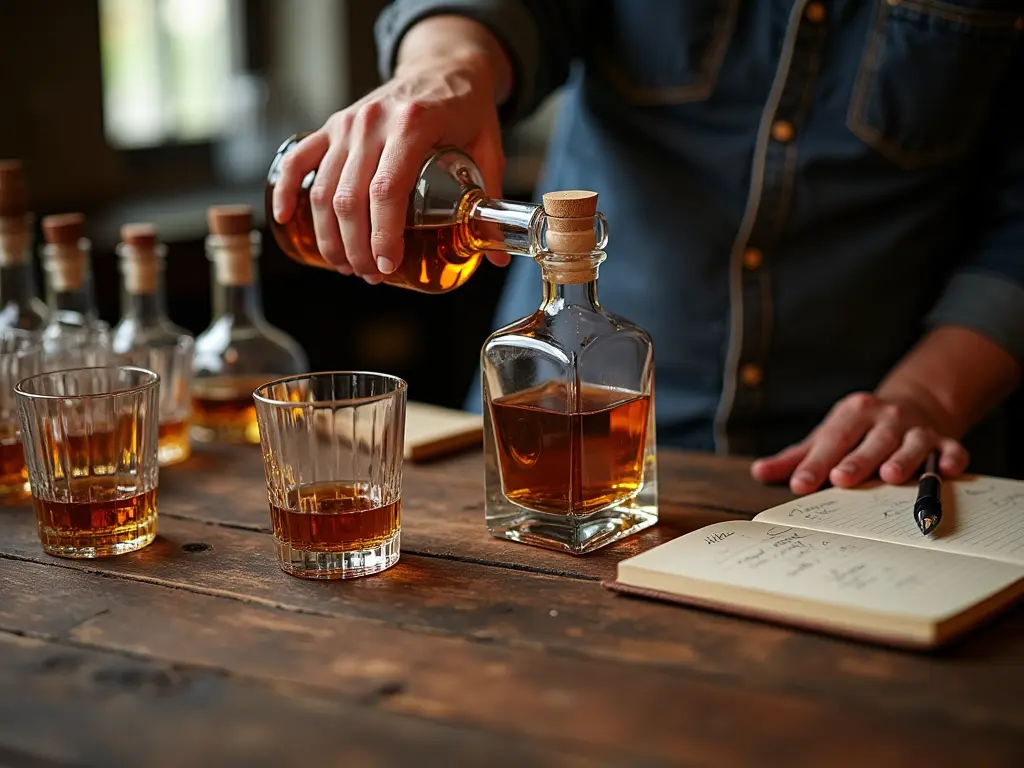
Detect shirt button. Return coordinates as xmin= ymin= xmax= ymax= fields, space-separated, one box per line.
xmin=771 ymin=120 xmax=795 ymax=143
xmin=805 ymin=2 xmax=826 ymax=23
xmin=740 ymin=364 xmax=763 ymax=388
xmin=743 ymin=248 xmax=763 ymax=270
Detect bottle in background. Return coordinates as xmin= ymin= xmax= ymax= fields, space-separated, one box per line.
xmin=192 ymin=204 xmax=308 ymax=444
xmin=0 ymin=160 xmax=48 ymax=332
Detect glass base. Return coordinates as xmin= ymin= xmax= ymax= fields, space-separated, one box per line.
xmin=274 ymin=530 xmax=401 ymax=580
xmin=37 ymin=512 xmax=158 ymax=559
xmin=486 ymin=484 xmax=658 ymax=555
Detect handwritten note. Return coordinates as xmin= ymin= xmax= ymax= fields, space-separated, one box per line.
xmin=619 ymin=520 xmax=1024 ymax=621
xmin=754 ymin=475 xmax=1024 ymax=565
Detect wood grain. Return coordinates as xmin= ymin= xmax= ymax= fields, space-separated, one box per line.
xmin=0 ymin=632 xmax=593 ymax=768
xmin=2 ymin=560 xmax=1022 ymax=765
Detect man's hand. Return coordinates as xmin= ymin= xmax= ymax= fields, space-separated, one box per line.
xmin=751 ymin=326 xmax=1020 ymax=494
xmin=750 ymin=392 xmax=969 ymax=494
xmin=270 ymin=15 xmax=512 ymax=282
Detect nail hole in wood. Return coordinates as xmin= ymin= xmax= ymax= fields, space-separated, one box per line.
xmin=182 ymin=542 xmax=213 ymax=553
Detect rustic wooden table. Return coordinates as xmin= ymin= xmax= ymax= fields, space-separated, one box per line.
xmin=1 ymin=444 xmax=1022 ymax=767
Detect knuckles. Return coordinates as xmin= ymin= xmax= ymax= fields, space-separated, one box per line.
xmin=369 ymin=173 xmax=401 ymax=204
xmin=332 ymin=189 xmax=360 ymax=218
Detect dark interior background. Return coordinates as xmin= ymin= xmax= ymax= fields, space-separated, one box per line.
xmin=0 ymin=0 xmax=557 ymax=410
xmin=2 ymin=1 xmax=1020 ymax=474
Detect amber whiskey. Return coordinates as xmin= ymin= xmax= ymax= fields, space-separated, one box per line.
xmin=266 ymin=136 xmax=545 ymax=294
xmin=190 ymin=376 xmax=267 ymax=444
xmin=0 ymin=430 xmax=28 ymax=496
xmin=157 ymin=419 xmax=191 ymax=465
xmin=32 ymin=476 xmax=157 ymax=557
xmin=491 ymin=382 xmax=651 ymax=516
xmin=269 ymin=481 xmax=401 ymax=579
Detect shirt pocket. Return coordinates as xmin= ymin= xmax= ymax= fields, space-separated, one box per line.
xmin=847 ymin=0 xmax=1024 ymax=171
xmin=594 ymin=0 xmax=739 ymax=105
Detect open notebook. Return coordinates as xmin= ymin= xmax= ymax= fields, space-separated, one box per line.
xmin=605 ymin=474 xmax=1024 ymax=649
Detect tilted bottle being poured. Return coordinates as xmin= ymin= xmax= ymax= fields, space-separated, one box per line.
xmin=265 ymin=134 xmax=558 ymax=294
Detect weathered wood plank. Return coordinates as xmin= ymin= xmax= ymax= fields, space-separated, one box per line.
xmin=0 ymin=632 xmax=597 ymax=768
xmin=153 ymin=444 xmax=755 ymax=580
xmin=2 ymin=515 xmax=1023 ymax=738
xmin=3 ymin=560 xmax=1023 ymax=765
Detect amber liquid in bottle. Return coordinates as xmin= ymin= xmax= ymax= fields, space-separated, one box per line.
xmin=156 ymin=420 xmax=190 ymax=466
xmin=32 ymin=476 xmax=157 ymax=556
xmin=190 ymin=376 xmax=272 ymax=445
xmin=269 ymin=481 xmax=401 ymax=552
xmin=0 ymin=428 xmax=28 ymax=496
xmin=490 ymin=381 xmax=651 ymax=516
xmin=265 ymin=182 xmax=483 ymax=294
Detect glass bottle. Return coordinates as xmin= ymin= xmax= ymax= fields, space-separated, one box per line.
xmin=39 ymin=213 xmax=111 ymax=367
xmin=481 ymin=191 xmax=658 ymax=555
xmin=266 ymin=133 xmax=542 ymax=293
xmin=0 ymin=160 xmax=47 ymax=331
xmin=192 ymin=204 xmax=308 ymax=445
xmin=111 ymin=223 xmax=195 ymax=466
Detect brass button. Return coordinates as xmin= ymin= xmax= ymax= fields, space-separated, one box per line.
xmin=743 ymin=248 xmax=763 ymax=270
xmin=886 ymin=0 xmax=899 ymax=5
xmin=806 ymin=2 xmax=826 ymax=23
xmin=740 ymin=364 xmax=763 ymax=388
xmin=771 ymin=120 xmax=795 ymax=143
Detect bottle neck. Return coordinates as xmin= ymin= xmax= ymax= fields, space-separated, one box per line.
xmin=207 ymin=234 xmax=264 ymax=326
xmin=42 ymin=243 xmax=100 ymax=324
xmin=0 ymin=215 xmax=37 ymax=309
xmin=118 ymin=244 xmax=170 ymax=326
xmin=464 ymin=194 xmax=543 ymax=256
xmin=538 ymin=253 xmax=604 ymax=313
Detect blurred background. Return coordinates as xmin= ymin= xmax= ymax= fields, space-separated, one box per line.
xmin=0 ymin=0 xmax=562 ymax=409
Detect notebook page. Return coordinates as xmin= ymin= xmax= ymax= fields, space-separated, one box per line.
xmin=617 ymin=520 xmax=1024 ymax=621
xmin=753 ymin=475 xmax=1024 ymax=565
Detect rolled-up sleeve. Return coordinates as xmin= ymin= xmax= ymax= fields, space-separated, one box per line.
xmin=925 ymin=63 xmax=1024 ymax=365
xmin=374 ymin=1 xmax=578 ymax=124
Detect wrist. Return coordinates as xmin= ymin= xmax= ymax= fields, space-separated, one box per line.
xmin=874 ymin=378 xmax=961 ymax=438
xmin=396 ymin=15 xmax=512 ymax=104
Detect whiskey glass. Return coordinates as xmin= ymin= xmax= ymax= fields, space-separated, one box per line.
xmin=116 ymin=336 xmax=194 ymax=466
xmin=0 ymin=329 xmax=42 ymax=497
xmin=15 ymin=366 xmax=160 ymax=558
xmin=254 ymin=372 xmax=406 ymax=580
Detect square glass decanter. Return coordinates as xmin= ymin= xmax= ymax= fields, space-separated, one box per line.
xmin=481 ymin=190 xmax=658 ymax=555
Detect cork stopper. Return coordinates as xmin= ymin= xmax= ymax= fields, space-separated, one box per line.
xmin=119 ymin=222 xmax=161 ymax=295
xmin=542 ymin=190 xmax=599 ymax=259
xmin=42 ymin=213 xmax=86 ymax=246
xmin=0 ymin=160 xmax=29 ymax=218
xmin=41 ymin=213 xmax=88 ymax=292
xmin=207 ymin=205 xmax=253 ymax=237
xmin=121 ymin=222 xmax=158 ymax=250
xmin=207 ymin=204 xmax=255 ymax=286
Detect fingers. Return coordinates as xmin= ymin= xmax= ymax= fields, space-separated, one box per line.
xmin=272 ymin=132 xmax=329 ymax=224
xmin=939 ymin=438 xmax=969 ymax=477
xmin=879 ymin=427 xmax=936 ymax=485
xmin=309 ymin=141 xmax=349 ymax=272
xmin=790 ymin=400 xmax=872 ymax=494
xmin=337 ymin=104 xmax=387 ymax=283
xmin=750 ymin=441 xmax=811 ymax=485
xmin=370 ymin=108 xmax=435 ymax=275
xmin=829 ymin=421 xmax=903 ymax=488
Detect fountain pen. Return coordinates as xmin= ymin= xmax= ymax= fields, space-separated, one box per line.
xmin=913 ymin=451 xmax=942 ymax=535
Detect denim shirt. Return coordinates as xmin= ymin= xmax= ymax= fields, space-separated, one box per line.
xmin=376 ymin=1 xmax=1024 ymax=473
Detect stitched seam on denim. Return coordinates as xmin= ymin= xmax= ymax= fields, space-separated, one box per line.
xmin=595 ymin=0 xmax=740 ymax=105
xmin=847 ymin=0 xmax=1021 ymax=170
xmin=712 ymin=0 xmax=812 ymax=455
xmin=896 ymin=0 xmax=1023 ymax=27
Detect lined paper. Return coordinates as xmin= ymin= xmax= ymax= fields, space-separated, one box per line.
xmin=619 ymin=520 xmax=1024 ymax=620
xmin=754 ymin=475 xmax=1024 ymax=565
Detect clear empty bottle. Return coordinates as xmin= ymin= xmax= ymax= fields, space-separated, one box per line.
xmin=266 ymin=134 xmax=544 ymax=293
xmin=192 ymin=205 xmax=308 ymax=444
xmin=481 ymin=191 xmax=658 ymax=555
xmin=0 ymin=160 xmax=47 ymax=332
